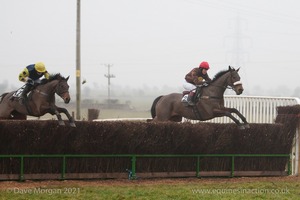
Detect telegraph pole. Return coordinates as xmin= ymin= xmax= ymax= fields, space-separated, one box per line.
xmin=76 ymin=0 xmax=81 ymax=120
xmin=104 ymin=64 xmax=115 ymax=106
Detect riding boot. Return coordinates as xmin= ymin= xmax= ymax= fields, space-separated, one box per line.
xmin=187 ymin=91 xmax=195 ymax=106
xmin=19 ymin=84 xmax=32 ymax=105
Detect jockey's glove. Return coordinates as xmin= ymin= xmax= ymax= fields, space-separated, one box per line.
xmin=202 ymin=82 xmax=209 ymax=87
xmin=25 ymin=77 xmax=34 ymax=85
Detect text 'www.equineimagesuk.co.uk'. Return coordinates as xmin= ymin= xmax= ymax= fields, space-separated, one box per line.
xmin=191 ymin=187 xmax=290 ymax=195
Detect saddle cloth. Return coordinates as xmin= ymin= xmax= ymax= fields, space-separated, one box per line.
xmin=12 ymin=85 xmax=26 ymax=98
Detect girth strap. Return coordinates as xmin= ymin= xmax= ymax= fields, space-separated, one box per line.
xmin=192 ymin=105 xmax=202 ymax=120
xmin=35 ymin=89 xmax=48 ymax=96
xmin=201 ymin=96 xmax=223 ymax=99
xmin=24 ymin=100 xmax=33 ymax=116
xmin=191 ymin=96 xmax=224 ymax=120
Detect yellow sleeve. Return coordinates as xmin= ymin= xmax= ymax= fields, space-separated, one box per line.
xmin=44 ymin=72 xmax=50 ymax=79
xmin=18 ymin=68 xmax=29 ymax=82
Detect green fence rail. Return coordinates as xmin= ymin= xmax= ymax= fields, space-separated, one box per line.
xmin=0 ymin=154 xmax=291 ymax=181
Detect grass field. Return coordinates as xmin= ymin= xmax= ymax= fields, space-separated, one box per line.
xmin=0 ymin=176 xmax=299 ymax=200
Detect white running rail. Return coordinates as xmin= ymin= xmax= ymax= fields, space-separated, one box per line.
xmin=185 ymin=95 xmax=300 ymax=124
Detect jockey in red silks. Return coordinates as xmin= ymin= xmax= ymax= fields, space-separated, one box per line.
xmin=182 ymin=61 xmax=212 ymax=106
xmin=18 ymin=62 xmax=50 ymax=104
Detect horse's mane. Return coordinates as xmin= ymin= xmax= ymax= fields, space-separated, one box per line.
xmin=40 ymin=73 xmax=66 ymax=85
xmin=210 ymin=68 xmax=231 ymax=83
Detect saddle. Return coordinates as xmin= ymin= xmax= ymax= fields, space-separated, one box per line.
xmin=182 ymin=82 xmax=209 ymax=97
xmin=181 ymin=84 xmax=209 ymax=106
xmin=11 ymin=85 xmax=34 ymax=101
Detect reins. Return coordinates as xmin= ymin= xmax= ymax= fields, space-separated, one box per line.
xmin=201 ymin=80 xmax=242 ymax=92
xmin=34 ymin=79 xmax=68 ymax=98
xmin=34 ymin=89 xmax=49 ymax=96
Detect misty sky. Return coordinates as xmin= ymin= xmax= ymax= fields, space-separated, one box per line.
xmin=1 ymin=0 xmax=300 ymax=97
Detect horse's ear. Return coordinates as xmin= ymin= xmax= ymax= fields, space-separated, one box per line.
xmin=66 ymin=76 xmax=69 ymax=81
xmin=228 ymin=65 xmax=232 ymax=70
xmin=236 ymin=67 xmax=240 ymax=72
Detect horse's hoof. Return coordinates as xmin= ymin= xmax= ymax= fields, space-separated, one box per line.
xmin=58 ymin=121 xmax=65 ymax=126
xmin=238 ymin=125 xmax=245 ymax=130
xmin=70 ymin=122 xmax=76 ymax=127
xmin=244 ymin=124 xmax=250 ymax=129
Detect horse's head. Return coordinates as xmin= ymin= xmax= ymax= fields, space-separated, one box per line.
xmin=55 ymin=75 xmax=71 ymax=104
xmin=227 ymin=66 xmax=244 ymax=95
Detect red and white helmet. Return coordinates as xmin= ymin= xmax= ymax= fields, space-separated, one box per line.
xmin=199 ymin=61 xmax=210 ymax=70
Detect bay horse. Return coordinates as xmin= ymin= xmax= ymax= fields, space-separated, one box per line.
xmin=0 ymin=74 xmax=76 ymax=127
xmin=150 ymin=66 xmax=250 ymax=129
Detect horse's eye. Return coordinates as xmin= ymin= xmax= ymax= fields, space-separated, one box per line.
xmin=233 ymin=76 xmax=239 ymax=80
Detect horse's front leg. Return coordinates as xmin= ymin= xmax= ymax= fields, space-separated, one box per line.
xmin=56 ymin=107 xmax=76 ymax=127
xmin=49 ymin=107 xmax=65 ymax=126
xmin=225 ymin=107 xmax=250 ymax=128
xmin=213 ymin=108 xmax=249 ymax=129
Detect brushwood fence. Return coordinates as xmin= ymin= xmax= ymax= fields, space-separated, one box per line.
xmin=0 ymin=106 xmax=299 ymax=180
xmin=184 ymin=96 xmax=300 ymax=176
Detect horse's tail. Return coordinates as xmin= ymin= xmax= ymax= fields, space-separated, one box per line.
xmin=151 ymin=95 xmax=163 ymax=119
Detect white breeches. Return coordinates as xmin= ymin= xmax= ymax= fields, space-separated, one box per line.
xmin=183 ymin=80 xmax=196 ymax=91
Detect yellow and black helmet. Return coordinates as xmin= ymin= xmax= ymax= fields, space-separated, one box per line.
xmin=34 ymin=62 xmax=46 ymax=73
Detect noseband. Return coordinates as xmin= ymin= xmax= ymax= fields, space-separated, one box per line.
xmin=228 ymin=80 xmax=243 ymax=89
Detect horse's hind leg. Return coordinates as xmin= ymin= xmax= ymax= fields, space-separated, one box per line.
xmin=11 ymin=111 xmax=27 ymax=120
xmin=0 ymin=106 xmax=15 ymax=119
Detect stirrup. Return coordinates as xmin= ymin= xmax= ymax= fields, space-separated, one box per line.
xmin=188 ymin=101 xmax=195 ymax=106
xmin=181 ymin=95 xmax=188 ymax=103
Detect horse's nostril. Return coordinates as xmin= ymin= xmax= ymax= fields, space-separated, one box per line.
xmin=65 ymin=98 xmax=70 ymax=103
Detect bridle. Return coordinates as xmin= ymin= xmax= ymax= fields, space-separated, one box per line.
xmin=203 ymin=71 xmax=243 ymax=91
xmin=226 ymin=80 xmax=243 ymax=90
xmin=34 ymin=79 xmax=69 ymax=98
xmin=55 ymin=81 xmax=70 ymax=98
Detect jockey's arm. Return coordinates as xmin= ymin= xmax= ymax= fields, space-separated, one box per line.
xmin=206 ymin=75 xmax=212 ymax=82
xmin=44 ymin=71 xmax=50 ymax=79
xmin=18 ymin=68 xmax=29 ymax=82
xmin=185 ymin=68 xmax=202 ymax=85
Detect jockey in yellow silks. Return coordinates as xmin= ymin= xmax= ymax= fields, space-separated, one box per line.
xmin=18 ymin=62 xmax=50 ymax=104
